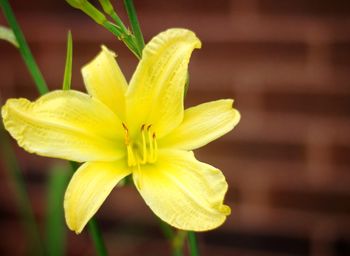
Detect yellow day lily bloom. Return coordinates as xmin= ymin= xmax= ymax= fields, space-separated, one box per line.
xmin=1 ymin=29 xmax=240 ymax=233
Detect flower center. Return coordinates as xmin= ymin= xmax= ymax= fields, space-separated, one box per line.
xmin=122 ymin=123 xmax=158 ymax=167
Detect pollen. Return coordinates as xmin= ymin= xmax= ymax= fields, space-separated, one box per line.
xmin=122 ymin=123 xmax=158 ymax=167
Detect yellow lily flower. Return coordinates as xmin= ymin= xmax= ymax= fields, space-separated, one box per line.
xmin=1 ymin=29 xmax=240 ymax=234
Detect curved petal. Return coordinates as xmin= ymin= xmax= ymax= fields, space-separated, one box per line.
xmin=82 ymin=46 xmax=128 ymax=120
xmin=1 ymin=90 xmax=125 ymax=162
xmin=126 ymin=29 xmax=201 ymax=138
xmin=159 ymin=99 xmax=240 ymax=150
xmin=133 ymin=150 xmax=230 ymax=231
xmin=64 ymin=160 xmax=130 ymax=233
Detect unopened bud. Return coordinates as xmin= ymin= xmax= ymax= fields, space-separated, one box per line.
xmin=98 ymin=0 xmax=115 ymax=15
xmin=66 ymin=0 xmax=87 ymax=9
xmin=66 ymin=0 xmax=107 ymax=25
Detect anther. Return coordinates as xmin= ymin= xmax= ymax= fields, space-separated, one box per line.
xmin=122 ymin=122 xmax=130 ymax=145
xmin=122 ymin=122 xmax=128 ymax=131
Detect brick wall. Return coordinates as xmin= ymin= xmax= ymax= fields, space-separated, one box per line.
xmin=1 ymin=0 xmax=350 ymax=255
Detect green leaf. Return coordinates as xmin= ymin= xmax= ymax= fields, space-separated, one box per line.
xmin=88 ymin=219 xmax=108 ymax=256
xmin=45 ymin=165 xmax=71 ymax=256
xmin=0 ymin=25 xmax=19 ymax=47
xmin=62 ymin=31 xmax=73 ymax=91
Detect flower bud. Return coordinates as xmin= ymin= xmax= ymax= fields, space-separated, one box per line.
xmin=66 ymin=0 xmax=87 ymax=9
xmin=66 ymin=0 xmax=106 ymax=24
xmin=98 ymin=0 xmax=115 ymax=15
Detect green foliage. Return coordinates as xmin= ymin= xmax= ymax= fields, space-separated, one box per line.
xmin=45 ymin=166 xmax=71 ymax=256
xmin=62 ymin=31 xmax=73 ymax=91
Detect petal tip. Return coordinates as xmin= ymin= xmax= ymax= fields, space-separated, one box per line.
xmin=82 ymin=45 xmax=117 ymax=76
xmin=227 ymin=99 xmax=241 ymax=128
xmin=220 ymin=204 xmax=231 ymax=216
xmin=64 ymin=201 xmax=85 ymax=235
xmin=101 ymin=44 xmax=117 ymax=58
xmin=232 ymin=109 xmax=241 ymax=126
xmin=1 ymin=102 xmax=8 ymax=120
xmin=74 ymin=226 xmax=83 ymax=235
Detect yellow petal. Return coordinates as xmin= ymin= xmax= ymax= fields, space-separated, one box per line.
xmin=126 ymin=29 xmax=201 ymax=138
xmin=159 ymin=99 xmax=240 ymax=150
xmin=64 ymin=160 xmax=130 ymax=233
xmin=133 ymin=150 xmax=230 ymax=231
xmin=82 ymin=46 xmax=128 ymax=120
xmin=1 ymin=90 xmax=125 ymax=162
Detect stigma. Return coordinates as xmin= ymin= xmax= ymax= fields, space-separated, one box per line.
xmin=122 ymin=123 xmax=158 ymax=167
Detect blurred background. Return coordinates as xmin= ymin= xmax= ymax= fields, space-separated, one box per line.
xmin=1 ymin=0 xmax=350 ymax=255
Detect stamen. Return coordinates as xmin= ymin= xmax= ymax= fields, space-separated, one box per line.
xmin=122 ymin=122 xmax=128 ymax=131
xmin=148 ymin=127 xmax=153 ymax=163
xmin=152 ymin=133 xmax=158 ymax=162
xmin=122 ymin=122 xmax=130 ymax=145
xmin=127 ymin=144 xmax=136 ymax=166
xmin=140 ymin=124 xmax=147 ymax=164
xmin=123 ymin=122 xmax=158 ymax=166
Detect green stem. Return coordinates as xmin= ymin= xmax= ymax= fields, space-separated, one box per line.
xmin=123 ymin=0 xmax=144 ymax=53
xmin=88 ymin=218 xmax=108 ymax=256
xmin=103 ymin=21 xmax=140 ymax=58
xmin=172 ymin=230 xmax=186 ymax=256
xmin=158 ymin=218 xmax=175 ymax=240
xmin=109 ymin=11 xmax=141 ymax=58
xmin=109 ymin=12 xmax=129 ymax=35
xmin=157 ymin=218 xmax=187 ymax=256
xmin=0 ymin=0 xmax=48 ymax=94
xmin=187 ymin=231 xmax=199 ymax=256
xmin=62 ymin=31 xmax=73 ymax=91
xmin=45 ymin=165 xmax=70 ymax=256
xmin=0 ymin=127 xmax=44 ymax=255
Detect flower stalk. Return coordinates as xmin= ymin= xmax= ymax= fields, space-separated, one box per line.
xmin=67 ymin=0 xmax=141 ymax=59
xmin=188 ymin=231 xmax=199 ymax=256
xmin=123 ymin=0 xmax=145 ymax=53
xmin=88 ymin=219 xmax=108 ymax=256
xmin=45 ymin=165 xmax=71 ymax=256
xmin=172 ymin=230 xmax=187 ymax=256
xmin=62 ymin=31 xmax=73 ymax=91
xmin=102 ymin=21 xmax=140 ymax=58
